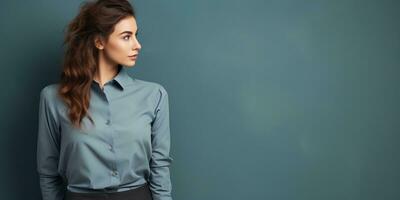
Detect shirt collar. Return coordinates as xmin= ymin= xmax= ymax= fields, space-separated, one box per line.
xmin=91 ymin=65 xmax=133 ymax=91
xmin=113 ymin=65 xmax=133 ymax=90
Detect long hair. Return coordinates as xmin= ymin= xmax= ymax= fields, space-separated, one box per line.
xmin=59 ymin=0 xmax=135 ymax=129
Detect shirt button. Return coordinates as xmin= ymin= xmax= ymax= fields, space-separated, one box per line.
xmin=108 ymin=144 xmax=113 ymax=151
xmin=111 ymin=170 xmax=118 ymax=176
xmin=105 ymin=119 xmax=111 ymax=125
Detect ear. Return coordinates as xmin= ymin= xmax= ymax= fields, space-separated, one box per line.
xmin=94 ymin=35 xmax=105 ymax=50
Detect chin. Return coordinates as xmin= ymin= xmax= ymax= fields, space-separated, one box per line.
xmin=124 ymin=61 xmax=136 ymax=67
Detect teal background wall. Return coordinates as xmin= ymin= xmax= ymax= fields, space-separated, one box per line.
xmin=0 ymin=0 xmax=399 ymax=199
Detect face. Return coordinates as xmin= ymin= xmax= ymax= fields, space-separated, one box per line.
xmin=95 ymin=16 xmax=141 ymax=67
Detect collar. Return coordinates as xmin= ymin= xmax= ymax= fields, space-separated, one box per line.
xmin=92 ymin=65 xmax=133 ymax=91
xmin=113 ymin=65 xmax=134 ymax=90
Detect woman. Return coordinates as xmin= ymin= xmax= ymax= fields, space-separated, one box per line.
xmin=36 ymin=0 xmax=174 ymax=200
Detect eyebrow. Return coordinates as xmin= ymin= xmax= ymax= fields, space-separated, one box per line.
xmin=119 ymin=29 xmax=139 ymax=35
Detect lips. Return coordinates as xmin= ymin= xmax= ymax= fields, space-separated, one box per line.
xmin=129 ymin=54 xmax=137 ymax=61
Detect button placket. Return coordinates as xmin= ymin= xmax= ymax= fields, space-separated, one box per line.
xmin=104 ymin=89 xmax=120 ymax=186
xmin=110 ymin=168 xmax=120 ymax=185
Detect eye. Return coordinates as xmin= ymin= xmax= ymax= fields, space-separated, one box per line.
xmin=123 ymin=35 xmax=130 ymax=40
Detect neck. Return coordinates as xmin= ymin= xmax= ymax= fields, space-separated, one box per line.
xmin=93 ymin=52 xmax=120 ymax=89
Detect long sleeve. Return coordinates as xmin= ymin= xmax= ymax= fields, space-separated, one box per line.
xmin=149 ymin=86 xmax=174 ymax=200
xmin=36 ymin=87 xmax=66 ymax=200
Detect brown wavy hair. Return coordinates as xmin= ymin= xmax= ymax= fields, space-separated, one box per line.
xmin=58 ymin=0 xmax=136 ymax=129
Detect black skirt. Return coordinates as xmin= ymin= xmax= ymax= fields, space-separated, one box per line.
xmin=64 ymin=183 xmax=153 ymax=200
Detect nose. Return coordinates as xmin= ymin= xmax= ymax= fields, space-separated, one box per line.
xmin=133 ymin=37 xmax=141 ymax=51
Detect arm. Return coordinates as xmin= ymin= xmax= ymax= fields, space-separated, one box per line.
xmin=149 ymin=85 xmax=174 ymax=200
xmin=36 ymin=87 xmax=66 ymax=200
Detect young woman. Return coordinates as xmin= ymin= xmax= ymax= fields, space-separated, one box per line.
xmin=36 ymin=0 xmax=174 ymax=200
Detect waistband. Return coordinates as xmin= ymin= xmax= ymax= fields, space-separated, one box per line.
xmin=65 ymin=183 xmax=151 ymax=199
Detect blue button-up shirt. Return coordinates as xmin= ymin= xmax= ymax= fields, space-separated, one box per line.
xmin=36 ymin=66 xmax=174 ymax=200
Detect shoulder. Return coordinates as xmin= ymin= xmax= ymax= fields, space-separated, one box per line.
xmin=38 ymin=83 xmax=63 ymax=123
xmin=132 ymin=79 xmax=169 ymax=109
xmin=132 ymin=78 xmax=168 ymax=95
xmin=39 ymin=83 xmax=62 ymax=107
xmin=40 ymin=83 xmax=59 ymax=98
